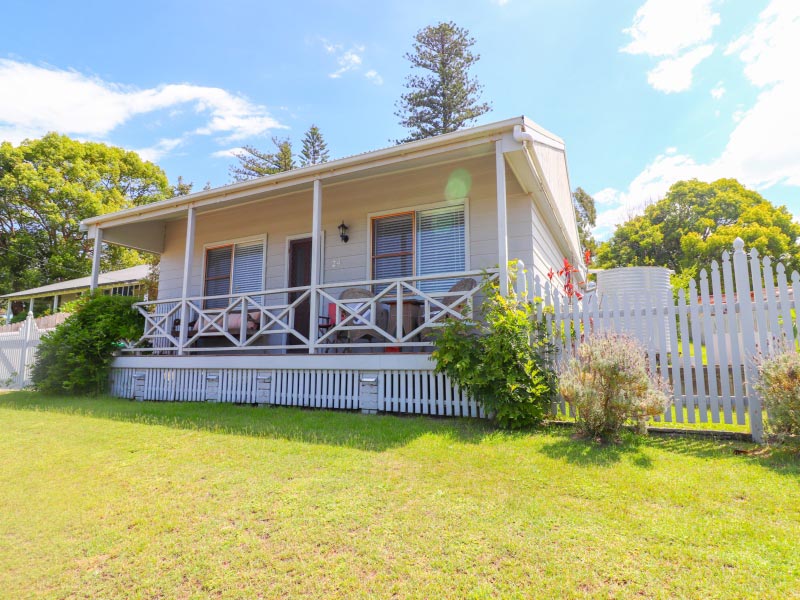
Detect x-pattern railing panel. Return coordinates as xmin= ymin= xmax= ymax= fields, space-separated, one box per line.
xmin=127 ymin=269 xmax=498 ymax=354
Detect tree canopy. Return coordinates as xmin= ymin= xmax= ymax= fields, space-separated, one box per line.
xmin=572 ymin=187 xmax=597 ymax=252
xmin=395 ymin=21 xmax=491 ymax=142
xmin=230 ymin=137 xmax=297 ymax=181
xmin=595 ymin=179 xmax=800 ymax=277
xmin=300 ymin=125 xmax=329 ymax=166
xmin=0 ymin=133 xmax=171 ymax=297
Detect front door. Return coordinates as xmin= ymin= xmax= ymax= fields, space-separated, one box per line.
xmin=288 ymin=238 xmax=312 ymax=349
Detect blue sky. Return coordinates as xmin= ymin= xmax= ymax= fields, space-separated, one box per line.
xmin=1 ymin=0 xmax=798 ymax=239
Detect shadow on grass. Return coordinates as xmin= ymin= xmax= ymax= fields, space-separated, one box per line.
xmin=645 ymin=434 xmax=800 ymax=475
xmin=0 ymin=391 xmax=496 ymax=452
xmin=538 ymin=430 xmax=654 ymax=468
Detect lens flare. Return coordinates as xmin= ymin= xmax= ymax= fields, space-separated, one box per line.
xmin=445 ymin=168 xmax=472 ymax=201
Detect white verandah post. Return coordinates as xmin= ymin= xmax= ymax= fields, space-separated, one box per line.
xmin=178 ymin=206 xmax=196 ymax=356
xmin=90 ymin=227 xmax=104 ymax=292
xmin=308 ymin=179 xmax=322 ymax=354
xmin=495 ymin=140 xmax=509 ymax=296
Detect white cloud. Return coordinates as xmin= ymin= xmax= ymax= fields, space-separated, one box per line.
xmin=211 ymin=147 xmax=244 ymax=159
xmin=0 ymin=59 xmax=285 ymax=150
xmin=365 ymin=69 xmax=383 ymax=85
xmin=491 ymin=0 xmax=510 ymax=5
xmin=725 ymin=0 xmax=800 ymax=87
xmin=597 ymin=0 xmax=800 ymax=238
xmin=647 ymin=45 xmax=715 ymax=93
xmin=622 ymin=0 xmax=720 ymax=57
xmin=135 ymin=137 xmax=184 ymax=162
xmin=329 ymin=45 xmax=364 ymax=79
xmin=711 ymin=82 xmax=726 ymax=99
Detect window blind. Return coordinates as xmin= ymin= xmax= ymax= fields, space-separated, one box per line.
xmin=373 ymin=213 xmax=413 ymax=280
xmin=417 ymin=205 xmax=465 ymax=292
xmin=232 ymin=241 xmax=265 ymax=294
xmin=205 ymin=246 xmax=233 ymax=308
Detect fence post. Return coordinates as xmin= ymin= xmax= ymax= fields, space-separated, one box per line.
xmin=16 ymin=312 xmax=34 ymax=388
xmin=732 ymin=238 xmax=764 ymax=443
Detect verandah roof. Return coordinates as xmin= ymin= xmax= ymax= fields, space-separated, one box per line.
xmin=0 ymin=265 xmax=149 ymax=300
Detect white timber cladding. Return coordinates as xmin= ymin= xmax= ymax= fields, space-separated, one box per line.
xmin=531 ymin=141 xmax=582 ymax=262
xmin=156 ymin=154 xmax=542 ymax=300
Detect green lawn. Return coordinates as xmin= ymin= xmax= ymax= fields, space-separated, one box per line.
xmin=1 ymin=392 xmax=799 ymax=599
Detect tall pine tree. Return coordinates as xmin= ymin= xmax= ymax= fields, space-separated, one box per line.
xmin=229 ymin=137 xmax=296 ymax=182
xmin=395 ymin=22 xmax=491 ymax=143
xmin=300 ymin=125 xmax=329 ymax=166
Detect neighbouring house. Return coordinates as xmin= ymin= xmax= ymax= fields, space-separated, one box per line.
xmin=81 ymin=116 xmax=584 ymax=414
xmin=1 ymin=264 xmax=150 ymax=322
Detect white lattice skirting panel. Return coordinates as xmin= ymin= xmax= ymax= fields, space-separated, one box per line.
xmin=109 ymin=357 xmax=482 ymax=418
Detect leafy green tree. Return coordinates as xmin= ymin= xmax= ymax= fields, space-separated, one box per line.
xmin=272 ymin=137 xmax=295 ymax=172
xmin=171 ymin=175 xmax=194 ymax=197
xmin=31 ymin=294 xmax=144 ymax=395
xmin=572 ymin=187 xmax=597 ymax=252
xmin=300 ymin=124 xmax=329 ymax=166
xmin=230 ymin=137 xmax=296 ymax=181
xmin=595 ymin=179 xmax=800 ymax=275
xmin=0 ymin=133 xmax=171 ymax=296
xmin=396 ymin=21 xmax=491 ymax=142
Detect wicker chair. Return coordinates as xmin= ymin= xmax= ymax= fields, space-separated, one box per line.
xmin=337 ymin=287 xmax=389 ymax=348
xmin=419 ymin=277 xmax=478 ymax=341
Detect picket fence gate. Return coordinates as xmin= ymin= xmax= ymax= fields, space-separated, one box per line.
xmin=0 ymin=313 xmax=67 ymax=389
xmin=534 ymin=238 xmax=800 ymax=442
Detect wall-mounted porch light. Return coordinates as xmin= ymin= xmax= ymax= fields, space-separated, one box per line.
xmin=338 ymin=221 xmax=349 ymax=243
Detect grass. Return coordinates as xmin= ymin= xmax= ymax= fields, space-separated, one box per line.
xmin=1 ymin=391 xmax=799 ymax=599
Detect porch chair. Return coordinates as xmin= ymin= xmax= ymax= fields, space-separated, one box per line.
xmin=334 ymin=287 xmax=389 ymax=350
xmin=419 ymin=277 xmax=478 ymax=342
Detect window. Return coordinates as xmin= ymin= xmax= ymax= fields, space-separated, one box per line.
xmin=372 ymin=212 xmax=414 ymax=281
xmin=204 ymin=240 xmax=265 ymax=308
xmin=372 ymin=205 xmax=465 ymax=291
xmin=109 ymin=285 xmax=136 ymax=297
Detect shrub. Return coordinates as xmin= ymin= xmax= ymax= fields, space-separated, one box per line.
xmin=559 ymin=333 xmax=669 ymax=440
xmin=31 ymin=294 xmax=144 ymax=395
xmin=755 ymin=348 xmax=800 ymax=437
xmin=432 ymin=268 xmax=555 ymax=429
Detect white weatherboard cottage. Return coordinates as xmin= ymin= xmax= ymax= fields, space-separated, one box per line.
xmin=82 ymin=116 xmax=583 ymax=414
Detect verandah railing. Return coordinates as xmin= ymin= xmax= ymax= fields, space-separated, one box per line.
xmin=126 ymin=269 xmax=499 ymax=355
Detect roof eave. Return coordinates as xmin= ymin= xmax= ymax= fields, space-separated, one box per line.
xmin=80 ymin=116 xmax=527 ymax=231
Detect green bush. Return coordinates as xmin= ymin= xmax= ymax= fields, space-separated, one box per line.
xmin=755 ymin=349 xmax=800 ymax=437
xmin=559 ymin=333 xmax=670 ymax=440
xmin=31 ymin=294 xmax=144 ymax=395
xmin=432 ymin=269 xmax=555 ymax=429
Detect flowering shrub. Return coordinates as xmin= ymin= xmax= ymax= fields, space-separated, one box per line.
xmin=558 ymin=333 xmax=670 ymax=440
xmin=432 ymin=267 xmax=555 ymax=429
xmin=548 ymin=257 xmax=583 ymax=300
xmin=755 ymin=349 xmax=800 ymax=437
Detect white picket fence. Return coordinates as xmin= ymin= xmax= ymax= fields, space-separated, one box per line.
xmin=0 ymin=313 xmax=67 ymax=389
xmin=535 ymin=238 xmax=800 ymax=442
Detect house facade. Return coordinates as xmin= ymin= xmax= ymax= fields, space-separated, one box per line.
xmin=81 ymin=116 xmax=583 ymax=414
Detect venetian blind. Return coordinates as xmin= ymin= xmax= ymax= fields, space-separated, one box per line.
xmin=204 ymin=246 xmax=233 ymax=308
xmin=372 ymin=213 xmax=413 ymax=280
xmin=417 ymin=205 xmax=465 ymax=292
xmin=232 ymin=241 xmax=265 ymax=294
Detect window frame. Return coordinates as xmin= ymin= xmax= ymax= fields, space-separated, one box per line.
xmin=371 ymin=211 xmax=415 ymax=282
xmin=367 ymin=199 xmax=469 ymax=281
xmin=201 ymin=234 xmax=267 ymax=309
